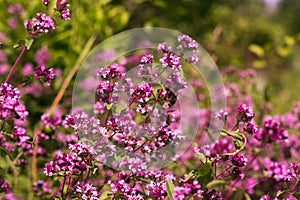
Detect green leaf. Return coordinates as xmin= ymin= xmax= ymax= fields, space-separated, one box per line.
xmin=293 ymin=193 xmax=300 ymax=200
xmin=196 ymin=152 xmax=207 ymax=163
xmin=114 ymin=104 xmax=127 ymax=114
xmin=223 ymin=131 xmax=244 ymax=140
xmin=196 ymin=164 xmax=214 ymax=186
xmin=25 ymin=39 xmax=34 ymax=50
xmin=166 ymin=180 xmax=175 ymax=200
xmin=106 ymin=103 xmax=113 ymax=110
xmin=52 ymin=197 xmax=63 ymax=200
xmin=244 ymin=192 xmax=252 ymax=200
xmin=13 ymin=40 xmax=25 ymax=49
xmin=206 ymin=180 xmax=226 ymax=188
xmin=99 ymin=191 xmax=113 ymax=200
xmin=183 ymin=170 xmax=196 ymax=182
xmin=0 ymin=146 xmax=13 ymax=160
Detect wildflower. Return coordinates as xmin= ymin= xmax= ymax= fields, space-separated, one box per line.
xmin=160 ymin=53 xmax=181 ymax=69
xmin=34 ymin=65 xmax=55 ymax=85
xmin=237 ymin=104 xmax=254 ymax=122
xmin=24 ymin=13 xmax=55 ymax=36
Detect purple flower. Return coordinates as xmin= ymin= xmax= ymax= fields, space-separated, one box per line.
xmin=160 ymin=53 xmax=181 ymax=69
xmin=157 ymin=42 xmax=172 ymax=52
xmin=56 ymin=0 xmax=69 ymax=11
xmin=201 ymin=188 xmax=223 ymax=200
xmin=33 ymin=180 xmax=51 ymax=195
xmin=75 ymin=182 xmax=99 ymax=200
xmin=42 ymin=0 xmax=49 ymax=6
xmin=60 ymin=9 xmax=71 ymax=20
xmin=34 ymin=65 xmax=55 ymax=85
xmin=244 ymin=122 xmax=259 ymax=134
xmin=24 ymin=13 xmax=55 ymax=36
xmin=140 ymin=54 xmax=153 ymax=65
xmin=34 ymin=47 xmax=51 ymax=65
xmin=230 ymin=153 xmax=248 ymax=167
xmin=255 ymin=117 xmax=288 ymax=143
xmin=265 ymin=159 xmax=294 ymax=182
xmin=0 ymin=178 xmax=10 ymax=192
xmin=173 ymin=181 xmax=201 ymax=200
xmin=41 ymin=110 xmax=62 ymax=130
xmin=7 ymin=4 xmax=24 ymax=15
xmin=237 ymin=104 xmax=254 ymax=122
xmin=12 ymin=126 xmax=31 ymax=149
xmin=44 ymin=151 xmax=87 ymax=176
xmin=177 ymin=34 xmax=199 ymax=50
xmin=210 ymin=137 xmax=234 ymax=156
xmin=215 ymin=109 xmax=228 ymax=122
xmin=0 ymin=83 xmax=28 ymax=120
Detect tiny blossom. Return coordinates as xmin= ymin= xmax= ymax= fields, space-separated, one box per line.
xmin=34 ymin=47 xmax=51 ymax=65
xmin=255 ymin=117 xmax=288 ymax=143
xmin=42 ymin=0 xmax=49 ymax=6
xmin=60 ymin=9 xmax=71 ymax=21
xmin=140 ymin=54 xmax=153 ymax=65
xmin=24 ymin=13 xmax=55 ymax=36
xmin=130 ymin=82 xmax=153 ymax=104
xmin=210 ymin=137 xmax=234 ymax=156
xmin=172 ymin=181 xmax=201 ymax=200
xmin=33 ymin=180 xmax=51 ymax=195
xmin=56 ymin=0 xmax=69 ymax=11
xmin=187 ymin=50 xmax=199 ymax=64
xmin=94 ymin=101 xmax=106 ymax=114
xmin=265 ymin=159 xmax=294 ymax=182
xmin=12 ymin=126 xmax=31 ymax=149
xmin=34 ymin=65 xmax=55 ymax=85
xmin=41 ymin=111 xmax=62 ymax=130
xmin=157 ymin=42 xmax=172 ymax=52
xmin=215 ymin=109 xmax=228 ymax=121
xmin=0 ymin=178 xmax=10 ymax=192
xmin=7 ymin=3 xmax=24 ymax=15
xmin=291 ymin=162 xmax=300 ymax=178
xmin=160 ymin=53 xmax=181 ymax=69
xmin=44 ymin=151 xmax=87 ymax=176
xmin=8 ymin=17 xmax=18 ymax=30
xmin=0 ymin=83 xmax=28 ymax=120
xmin=97 ymin=64 xmax=124 ymax=80
xmin=177 ymin=34 xmax=199 ymax=50
xmin=237 ymin=104 xmax=254 ymax=122
xmin=75 ymin=182 xmax=99 ymax=200
xmin=260 ymin=195 xmax=279 ymax=200
xmin=230 ymin=153 xmax=248 ymax=167
xmin=244 ymin=122 xmax=259 ymax=134
xmin=201 ymin=188 xmax=223 ymax=200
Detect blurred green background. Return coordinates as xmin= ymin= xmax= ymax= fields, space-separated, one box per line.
xmin=1 ymin=0 xmax=300 ymax=114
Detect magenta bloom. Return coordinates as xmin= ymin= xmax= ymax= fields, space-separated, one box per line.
xmin=24 ymin=13 xmax=55 ymax=36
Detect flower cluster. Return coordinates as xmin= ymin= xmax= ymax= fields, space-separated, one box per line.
xmin=255 ymin=117 xmax=289 ymax=143
xmin=12 ymin=126 xmax=31 ymax=149
xmin=74 ymin=182 xmax=99 ymax=200
xmin=265 ymin=159 xmax=294 ymax=182
xmin=237 ymin=104 xmax=254 ymax=122
xmin=44 ymin=151 xmax=87 ymax=176
xmin=33 ymin=180 xmax=51 ymax=196
xmin=160 ymin=53 xmax=181 ymax=69
xmin=24 ymin=13 xmax=55 ymax=36
xmin=34 ymin=64 xmax=55 ymax=85
xmin=173 ymin=181 xmax=202 ymax=199
xmin=41 ymin=110 xmax=62 ymax=130
xmin=0 ymin=83 xmax=28 ymax=120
